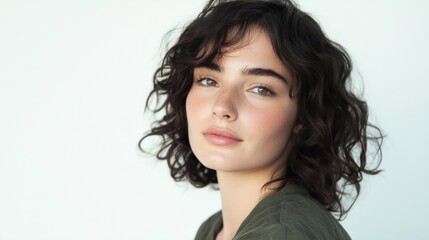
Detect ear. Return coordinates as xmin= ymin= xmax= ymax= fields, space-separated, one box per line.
xmin=292 ymin=122 xmax=302 ymax=134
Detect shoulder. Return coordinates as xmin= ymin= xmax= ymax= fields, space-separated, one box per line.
xmin=195 ymin=210 xmax=222 ymax=240
xmin=235 ymin=184 xmax=351 ymax=240
xmin=280 ymin=186 xmax=351 ymax=239
xmin=234 ymin=223 xmax=310 ymax=240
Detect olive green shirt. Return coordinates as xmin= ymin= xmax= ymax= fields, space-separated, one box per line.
xmin=195 ymin=184 xmax=351 ymax=240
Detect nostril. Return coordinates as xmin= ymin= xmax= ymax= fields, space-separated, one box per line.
xmin=212 ymin=110 xmax=232 ymax=120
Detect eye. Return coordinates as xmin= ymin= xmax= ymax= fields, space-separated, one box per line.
xmin=250 ymin=85 xmax=275 ymax=96
xmin=196 ymin=77 xmax=218 ymax=87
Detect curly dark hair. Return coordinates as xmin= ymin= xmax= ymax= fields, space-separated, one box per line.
xmin=138 ymin=0 xmax=383 ymax=219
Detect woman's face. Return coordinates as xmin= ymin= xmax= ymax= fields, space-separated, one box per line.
xmin=186 ymin=29 xmax=299 ymax=175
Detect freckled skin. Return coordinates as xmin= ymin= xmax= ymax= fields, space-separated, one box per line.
xmin=186 ymin=28 xmax=299 ymax=175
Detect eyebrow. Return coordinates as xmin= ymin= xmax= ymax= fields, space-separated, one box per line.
xmin=197 ymin=62 xmax=222 ymax=72
xmin=244 ymin=67 xmax=288 ymax=84
xmin=196 ymin=62 xmax=288 ymax=84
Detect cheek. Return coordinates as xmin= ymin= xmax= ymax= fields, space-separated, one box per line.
xmin=186 ymin=91 xmax=199 ymax=149
xmin=246 ymin=105 xmax=297 ymax=142
xmin=186 ymin=88 xmax=205 ymax=121
xmin=186 ymin=87 xmax=214 ymax=133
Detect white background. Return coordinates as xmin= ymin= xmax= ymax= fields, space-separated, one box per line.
xmin=1 ymin=0 xmax=428 ymax=239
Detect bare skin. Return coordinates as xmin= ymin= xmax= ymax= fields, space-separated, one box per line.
xmin=215 ymin=170 xmax=286 ymax=240
xmin=186 ymin=27 xmax=299 ymax=240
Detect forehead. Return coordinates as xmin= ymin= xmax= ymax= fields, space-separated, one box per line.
xmin=214 ymin=28 xmax=292 ymax=79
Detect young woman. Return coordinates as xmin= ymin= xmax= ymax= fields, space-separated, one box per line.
xmin=139 ymin=0 xmax=383 ymax=239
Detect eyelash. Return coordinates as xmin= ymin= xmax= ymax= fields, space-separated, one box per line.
xmin=195 ymin=77 xmax=218 ymax=87
xmin=251 ymin=84 xmax=276 ymax=96
xmin=195 ymin=77 xmax=276 ymax=97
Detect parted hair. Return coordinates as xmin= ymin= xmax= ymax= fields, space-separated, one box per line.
xmin=138 ymin=0 xmax=383 ymax=220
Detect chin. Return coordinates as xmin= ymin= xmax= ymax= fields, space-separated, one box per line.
xmin=197 ymin=154 xmax=238 ymax=171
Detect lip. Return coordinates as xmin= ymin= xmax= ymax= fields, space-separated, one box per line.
xmin=202 ymin=127 xmax=243 ymax=146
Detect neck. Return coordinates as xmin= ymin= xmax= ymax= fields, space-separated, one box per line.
xmin=216 ymin=170 xmax=281 ymax=240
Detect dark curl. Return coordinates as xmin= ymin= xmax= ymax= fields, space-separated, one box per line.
xmin=138 ymin=0 xmax=383 ymax=219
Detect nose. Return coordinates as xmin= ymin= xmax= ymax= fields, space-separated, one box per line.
xmin=211 ymin=89 xmax=238 ymax=121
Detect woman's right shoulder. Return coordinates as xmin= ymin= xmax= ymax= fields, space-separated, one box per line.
xmin=195 ymin=210 xmax=222 ymax=240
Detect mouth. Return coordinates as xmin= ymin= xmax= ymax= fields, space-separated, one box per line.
xmin=202 ymin=127 xmax=243 ymax=146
